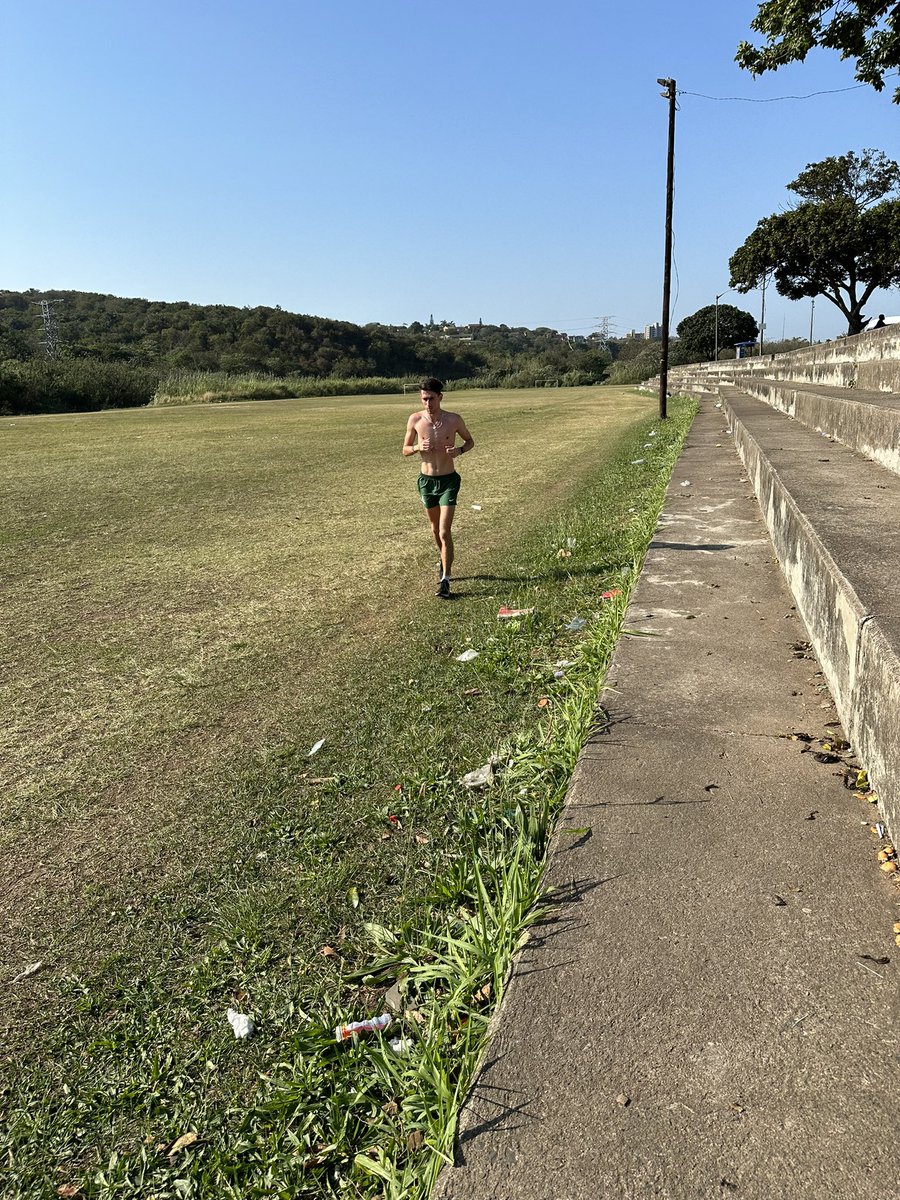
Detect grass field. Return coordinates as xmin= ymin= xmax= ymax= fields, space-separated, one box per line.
xmin=1 ymin=385 xmax=694 ymax=1198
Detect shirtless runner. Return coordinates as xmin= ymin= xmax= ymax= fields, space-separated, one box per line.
xmin=402 ymin=376 xmax=475 ymax=598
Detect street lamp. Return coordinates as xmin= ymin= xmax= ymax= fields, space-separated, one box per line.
xmin=714 ymin=290 xmax=729 ymax=361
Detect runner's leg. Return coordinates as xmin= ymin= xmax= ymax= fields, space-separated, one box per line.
xmin=438 ymin=505 xmax=455 ymax=579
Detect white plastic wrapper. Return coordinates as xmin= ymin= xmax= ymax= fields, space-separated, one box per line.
xmin=307 ymin=739 xmax=325 ymax=756
xmin=226 ymin=1009 xmax=255 ymax=1039
xmin=456 ymin=649 xmax=479 ymax=662
xmin=461 ymin=763 xmax=494 ymax=790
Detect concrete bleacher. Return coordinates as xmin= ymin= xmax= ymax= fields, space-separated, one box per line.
xmin=670 ymin=326 xmax=900 ymax=844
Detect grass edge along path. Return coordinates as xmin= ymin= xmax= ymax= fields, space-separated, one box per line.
xmin=232 ymin=397 xmax=696 ymax=1200
xmin=4 ymin=396 xmax=695 ymax=1200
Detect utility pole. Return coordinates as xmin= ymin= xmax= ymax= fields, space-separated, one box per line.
xmin=657 ymin=77 xmax=676 ymax=421
xmin=714 ymin=290 xmax=728 ymax=362
xmin=758 ymin=274 xmax=767 ymax=356
xmin=809 ymin=297 xmax=815 ymax=344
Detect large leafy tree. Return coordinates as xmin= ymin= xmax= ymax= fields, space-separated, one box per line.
xmin=728 ymin=149 xmax=900 ymax=335
xmin=737 ymin=1 xmax=900 ymax=101
xmin=675 ymin=304 xmax=759 ymax=362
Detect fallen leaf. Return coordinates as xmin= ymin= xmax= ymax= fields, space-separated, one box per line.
xmin=321 ymin=945 xmax=340 ymax=957
xmin=57 ymin=1188 xmax=81 ymax=1198
xmin=474 ymin=981 xmax=492 ymax=1003
xmin=615 ymin=1093 xmax=631 ymax=1107
xmin=858 ymin=954 xmax=890 ymax=966
xmin=168 ymin=1131 xmax=200 ymax=1160
xmin=414 ymin=833 xmax=430 ymax=844
xmin=407 ymin=1131 xmax=425 ymax=1152
xmin=382 ymin=1100 xmax=400 ymax=1116
xmin=537 ymin=697 xmax=550 ymax=709
xmin=347 ymin=886 xmax=360 ymax=909
xmin=463 ymin=687 xmax=482 ymax=696
xmin=879 ymin=861 xmax=897 ymax=874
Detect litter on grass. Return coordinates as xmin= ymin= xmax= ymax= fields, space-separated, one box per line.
xmin=631 ymin=459 xmax=645 ymax=465
xmin=470 ymin=503 xmax=483 ymax=511
xmin=226 ymin=1009 xmax=255 ymax=1039
xmin=335 ymin=1013 xmax=392 ymax=1043
xmin=680 ymin=481 xmax=691 ymax=487
xmin=12 ymin=961 xmax=43 ymax=983
xmin=456 ymin=648 xmax=480 ymax=662
xmin=649 ymin=430 xmax=657 ymax=436
xmin=566 ymin=537 xmax=577 ymax=549
xmin=307 ymin=739 xmax=325 ymax=757
xmin=498 ymin=605 xmax=534 ymax=620
xmin=461 ymin=762 xmax=494 ymax=790
xmin=601 ymin=589 xmax=623 ymax=600
xmin=565 ymin=617 xmax=587 ymax=632
xmin=389 ymin=1036 xmax=414 ymax=1055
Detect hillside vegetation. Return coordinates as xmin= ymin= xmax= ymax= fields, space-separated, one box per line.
xmin=1 ymin=290 xmax=617 ymax=413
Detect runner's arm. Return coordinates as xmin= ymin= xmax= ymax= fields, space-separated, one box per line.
xmin=402 ymin=416 xmax=421 ymax=456
xmin=451 ymin=417 xmax=475 ymax=457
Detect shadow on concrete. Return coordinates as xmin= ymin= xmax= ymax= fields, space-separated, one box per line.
xmin=650 ymin=540 xmax=735 ymax=552
xmin=456 ymin=1073 xmax=540 ymax=1157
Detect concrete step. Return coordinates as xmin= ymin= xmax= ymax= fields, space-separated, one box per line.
xmin=735 ymin=377 xmax=900 ymax=479
xmin=724 ymin=389 xmax=900 ymax=843
xmin=670 ymin=326 xmax=900 ymax=392
xmin=435 ymin=398 xmax=900 ymax=1200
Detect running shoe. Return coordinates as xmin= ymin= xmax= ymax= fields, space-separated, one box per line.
xmin=436 ymin=577 xmax=450 ymax=599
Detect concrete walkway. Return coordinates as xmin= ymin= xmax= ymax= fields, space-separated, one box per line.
xmin=435 ymin=398 xmax=899 ymax=1200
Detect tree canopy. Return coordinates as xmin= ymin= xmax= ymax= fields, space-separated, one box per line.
xmin=675 ymin=304 xmax=759 ymax=362
xmin=728 ymin=150 xmax=900 ymax=335
xmin=737 ymin=1 xmax=900 ymax=102
xmin=0 ymin=289 xmax=611 ymax=386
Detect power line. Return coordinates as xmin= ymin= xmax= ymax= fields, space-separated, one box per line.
xmin=678 ymin=72 xmax=898 ymax=103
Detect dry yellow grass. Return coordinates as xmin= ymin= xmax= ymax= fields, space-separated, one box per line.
xmin=0 ymin=386 xmax=651 ymax=932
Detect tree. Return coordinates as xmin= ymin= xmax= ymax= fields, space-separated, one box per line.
xmin=737 ymin=1 xmax=900 ymax=102
xmin=728 ymin=150 xmax=900 ymax=335
xmin=676 ymin=304 xmax=759 ymax=362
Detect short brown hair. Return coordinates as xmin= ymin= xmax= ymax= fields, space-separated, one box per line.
xmin=420 ymin=377 xmax=443 ymax=393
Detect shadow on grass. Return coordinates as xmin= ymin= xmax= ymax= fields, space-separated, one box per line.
xmin=454 ymin=560 xmax=633 ymax=587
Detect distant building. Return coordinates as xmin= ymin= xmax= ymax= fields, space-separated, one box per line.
xmin=644 ymin=324 xmax=662 ymax=340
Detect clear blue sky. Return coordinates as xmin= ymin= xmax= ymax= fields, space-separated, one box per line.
xmin=3 ymin=0 xmax=898 ymax=343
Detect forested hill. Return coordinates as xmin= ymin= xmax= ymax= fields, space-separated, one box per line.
xmin=0 ymin=289 xmax=609 ymax=382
